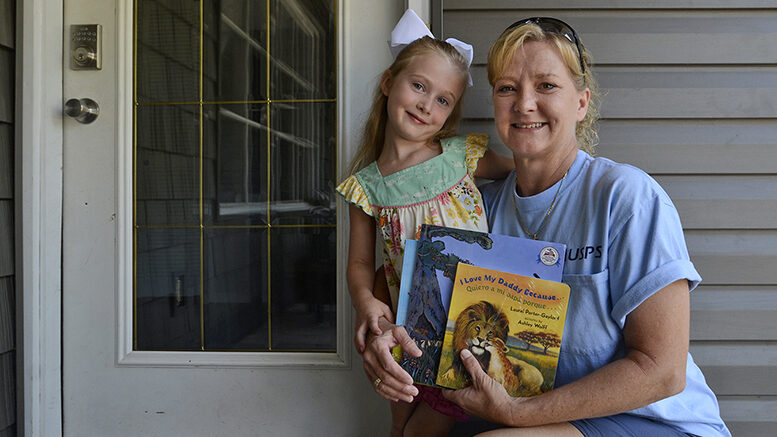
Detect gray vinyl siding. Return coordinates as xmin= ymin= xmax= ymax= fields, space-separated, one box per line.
xmin=443 ymin=2 xmax=777 ymax=435
xmin=0 ymin=0 xmax=14 ymax=435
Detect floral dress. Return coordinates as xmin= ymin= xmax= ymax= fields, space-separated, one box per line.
xmin=336 ymin=134 xmax=490 ymax=311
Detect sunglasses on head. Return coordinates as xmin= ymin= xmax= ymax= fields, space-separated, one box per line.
xmin=504 ymin=17 xmax=586 ymax=74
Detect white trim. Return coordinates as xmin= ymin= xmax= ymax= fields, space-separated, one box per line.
xmin=405 ymin=0 xmax=431 ymax=24
xmin=115 ymin=350 xmax=347 ymax=368
xmin=116 ymin=0 xmax=351 ymax=368
xmin=18 ymin=0 xmax=63 ymax=434
xmin=337 ymin=0 xmax=353 ymax=370
xmin=115 ymin=0 xmax=134 ymax=369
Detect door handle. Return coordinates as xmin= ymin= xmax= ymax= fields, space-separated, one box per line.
xmin=64 ymin=98 xmax=100 ymax=124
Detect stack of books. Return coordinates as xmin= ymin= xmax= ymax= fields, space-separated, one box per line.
xmin=394 ymin=224 xmax=570 ymax=396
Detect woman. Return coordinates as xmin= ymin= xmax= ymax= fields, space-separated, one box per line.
xmin=361 ymin=17 xmax=730 ymax=436
xmin=440 ymin=17 xmax=730 ymax=436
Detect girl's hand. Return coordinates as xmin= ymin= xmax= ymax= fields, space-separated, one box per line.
xmin=362 ymin=322 xmax=421 ymax=403
xmin=442 ymin=349 xmax=520 ymax=424
xmin=353 ymin=298 xmax=395 ymax=353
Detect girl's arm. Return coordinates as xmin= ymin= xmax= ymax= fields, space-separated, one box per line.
xmin=347 ymin=205 xmax=394 ymax=353
xmin=474 ymin=148 xmax=515 ymax=180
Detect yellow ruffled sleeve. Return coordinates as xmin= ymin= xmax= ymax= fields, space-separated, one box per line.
xmin=464 ymin=133 xmax=489 ymax=176
xmin=335 ymin=175 xmax=375 ymax=217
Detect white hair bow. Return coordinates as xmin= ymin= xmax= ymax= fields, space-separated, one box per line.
xmin=388 ymin=9 xmax=474 ymax=86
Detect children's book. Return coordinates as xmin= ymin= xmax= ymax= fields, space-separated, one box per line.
xmin=395 ymin=224 xmax=566 ymax=387
xmin=436 ymin=263 xmax=570 ymax=396
xmin=394 ymin=239 xmax=418 ymax=329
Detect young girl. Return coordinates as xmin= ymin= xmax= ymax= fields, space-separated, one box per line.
xmin=336 ymin=10 xmax=513 ymax=437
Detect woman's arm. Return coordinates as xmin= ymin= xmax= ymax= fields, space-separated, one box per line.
xmin=347 ymin=205 xmax=394 ymax=352
xmin=444 ymin=279 xmax=690 ymax=426
xmin=474 ymin=149 xmax=515 ymax=180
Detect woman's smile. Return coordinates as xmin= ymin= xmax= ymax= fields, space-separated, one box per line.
xmin=511 ymin=122 xmax=546 ymax=129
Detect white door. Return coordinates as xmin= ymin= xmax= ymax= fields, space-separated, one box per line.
xmin=61 ymin=0 xmax=402 ymax=435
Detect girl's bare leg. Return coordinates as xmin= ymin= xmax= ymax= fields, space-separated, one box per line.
xmin=390 ymin=400 xmax=418 ymax=437
xmin=403 ymin=400 xmax=456 ymax=437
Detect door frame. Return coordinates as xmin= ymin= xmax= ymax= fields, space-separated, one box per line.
xmin=17 ymin=0 xmax=64 ymax=434
xmin=17 ymin=0 xmax=409 ymax=433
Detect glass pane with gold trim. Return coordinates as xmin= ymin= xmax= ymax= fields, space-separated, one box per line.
xmin=269 ymin=0 xmax=336 ymax=100
xmin=135 ymin=228 xmax=201 ymax=350
xmin=203 ymin=0 xmax=267 ymax=102
xmin=136 ymin=0 xmax=199 ymax=103
xmin=269 ymin=102 xmax=336 ymax=226
xmin=270 ymin=227 xmax=336 ymax=351
xmin=136 ymin=104 xmax=200 ymax=226
xmin=203 ymin=103 xmax=268 ymax=226
xmin=203 ymin=228 xmax=269 ymax=350
xmin=134 ymin=0 xmax=338 ymax=354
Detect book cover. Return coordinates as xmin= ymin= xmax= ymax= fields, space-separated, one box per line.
xmin=392 ymin=239 xmax=418 ymax=363
xmin=436 ymin=263 xmax=570 ymax=396
xmin=394 ymin=239 xmax=418 ymax=328
xmin=397 ymin=224 xmax=566 ymax=386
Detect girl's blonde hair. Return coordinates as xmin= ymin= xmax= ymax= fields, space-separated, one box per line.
xmin=487 ymin=23 xmax=600 ymax=154
xmin=347 ymin=36 xmax=470 ymax=175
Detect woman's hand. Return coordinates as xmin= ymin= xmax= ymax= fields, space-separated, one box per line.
xmin=353 ymin=297 xmax=395 ymax=353
xmin=443 ymin=349 xmax=521 ymax=424
xmin=361 ymin=320 xmax=421 ymax=403
xmin=445 ymin=280 xmax=691 ymax=428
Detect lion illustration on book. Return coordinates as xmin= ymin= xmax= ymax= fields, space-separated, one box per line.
xmin=438 ymin=301 xmax=509 ymax=386
xmin=483 ymin=337 xmax=544 ymax=397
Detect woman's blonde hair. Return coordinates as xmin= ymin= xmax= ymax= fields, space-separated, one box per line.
xmin=487 ymin=22 xmax=600 ymax=154
xmin=347 ymin=36 xmax=470 ymax=175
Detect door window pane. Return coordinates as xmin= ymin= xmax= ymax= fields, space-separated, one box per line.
xmin=134 ymin=0 xmax=337 ymax=352
xmin=136 ymin=105 xmax=200 ymax=226
xmin=136 ymin=229 xmax=201 ymax=350
xmin=136 ymin=0 xmax=199 ymax=103
xmin=203 ymin=228 xmax=268 ymax=350
xmin=270 ymin=227 xmax=336 ymax=350
xmin=270 ymin=102 xmax=336 ymax=226
xmin=203 ymin=103 xmax=268 ymax=226
xmin=204 ymin=0 xmax=267 ymax=102
xmin=270 ymin=0 xmax=336 ymax=100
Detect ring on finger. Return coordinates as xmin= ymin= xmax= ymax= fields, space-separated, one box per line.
xmin=373 ymin=377 xmax=382 ymax=389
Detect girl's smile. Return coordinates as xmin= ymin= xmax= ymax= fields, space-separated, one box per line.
xmin=407 ymin=111 xmax=427 ymax=125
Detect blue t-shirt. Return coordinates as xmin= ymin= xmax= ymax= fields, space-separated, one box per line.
xmin=480 ymin=150 xmax=730 ymax=437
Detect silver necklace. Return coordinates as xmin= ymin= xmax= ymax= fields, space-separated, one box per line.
xmin=511 ymin=170 xmax=568 ymax=240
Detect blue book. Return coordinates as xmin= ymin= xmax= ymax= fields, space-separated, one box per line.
xmin=394 ymin=239 xmax=418 ymax=328
xmin=395 ymin=224 xmax=566 ymax=387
